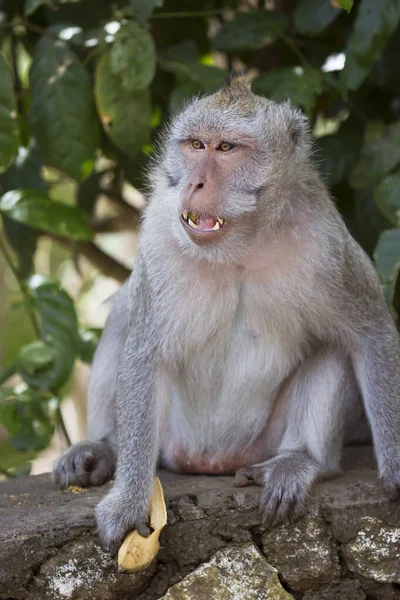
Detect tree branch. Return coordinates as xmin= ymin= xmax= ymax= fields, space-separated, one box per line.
xmin=99 ymin=188 xmax=141 ymax=229
xmin=49 ymin=236 xmax=131 ymax=283
xmin=76 ymin=241 xmax=131 ymax=282
xmin=10 ymin=33 xmax=24 ymax=116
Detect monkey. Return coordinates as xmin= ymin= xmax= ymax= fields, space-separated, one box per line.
xmin=54 ymin=74 xmax=400 ymax=550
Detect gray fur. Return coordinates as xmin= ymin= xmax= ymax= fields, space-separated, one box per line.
xmin=53 ymin=77 xmax=400 ymax=549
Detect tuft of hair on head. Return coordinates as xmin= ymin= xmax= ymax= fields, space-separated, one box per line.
xmin=216 ymin=71 xmax=253 ymax=106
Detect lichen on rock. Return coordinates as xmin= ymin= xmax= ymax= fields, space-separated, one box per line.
xmin=342 ymin=516 xmax=400 ymax=583
xmin=161 ymin=543 xmax=294 ymax=600
xmin=262 ymin=516 xmax=341 ymax=592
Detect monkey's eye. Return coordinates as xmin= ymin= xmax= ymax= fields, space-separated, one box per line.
xmin=192 ymin=140 xmax=204 ymax=150
xmin=219 ymin=142 xmax=234 ymax=152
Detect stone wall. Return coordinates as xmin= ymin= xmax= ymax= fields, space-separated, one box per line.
xmin=1 ymin=447 xmax=400 ymax=600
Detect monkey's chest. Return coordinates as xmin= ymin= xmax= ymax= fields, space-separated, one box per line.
xmin=161 ymin=306 xmax=302 ymax=472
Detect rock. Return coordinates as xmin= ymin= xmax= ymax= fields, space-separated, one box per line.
xmin=302 ymin=579 xmax=366 ymax=600
xmin=262 ymin=516 xmax=341 ymax=592
xmin=161 ymin=543 xmax=294 ymax=600
xmin=35 ymin=534 xmax=157 ymax=599
xmin=1 ymin=447 xmax=400 ymax=599
xmin=342 ymin=516 xmax=400 ymax=583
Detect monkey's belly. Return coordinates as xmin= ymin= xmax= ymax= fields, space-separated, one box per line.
xmin=160 ymin=433 xmax=271 ymax=474
xmin=159 ymin=394 xmax=286 ymax=475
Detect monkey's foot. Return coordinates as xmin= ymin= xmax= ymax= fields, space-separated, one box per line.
xmin=380 ymin=464 xmax=400 ymax=500
xmin=53 ymin=441 xmax=116 ymax=489
xmin=96 ymin=489 xmax=151 ymax=552
xmin=235 ymin=451 xmax=319 ymax=524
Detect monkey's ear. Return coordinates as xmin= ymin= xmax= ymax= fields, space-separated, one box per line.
xmin=286 ymin=108 xmax=310 ymax=147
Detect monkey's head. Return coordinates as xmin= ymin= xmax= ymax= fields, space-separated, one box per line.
xmin=158 ymin=73 xmax=314 ymax=264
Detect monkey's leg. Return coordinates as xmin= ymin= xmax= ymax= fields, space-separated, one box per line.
xmin=53 ymin=283 xmax=129 ymax=489
xmin=235 ymin=347 xmax=359 ymax=523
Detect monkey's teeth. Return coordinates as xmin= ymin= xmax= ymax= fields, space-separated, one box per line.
xmin=212 ymin=221 xmax=221 ymax=230
xmin=188 ymin=218 xmax=199 ymax=229
xmin=217 ymin=218 xmax=224 ymax=226
xmin=182 ymin=210 xmax=188 ymax=221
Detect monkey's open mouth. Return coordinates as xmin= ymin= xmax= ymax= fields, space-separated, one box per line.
xmin=181 ymin=210 xmax=225 ymax=232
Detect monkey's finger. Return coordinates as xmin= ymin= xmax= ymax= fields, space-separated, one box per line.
xmin=73 ymin=451 xmax=94 ymax=476
xmin=234 ymin=471 xmax=250 ymax=487
xmin=235 ymin=466 xmax=266 ymax=487
xmin=260 ymin=488 xmax=282 ymax=525
xmin=136 ymin=520 xmax=151 ymax=537
xmin=54 ymin=464 xmax=70 ymax=489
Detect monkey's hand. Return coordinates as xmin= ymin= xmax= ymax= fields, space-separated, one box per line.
xmin=96 ymin=488 xmax=151 ymax=553
xmin=53 ymin=441 xmax=116 ymax=489
xmin=235 ymin=451 xmax=319 ymax=525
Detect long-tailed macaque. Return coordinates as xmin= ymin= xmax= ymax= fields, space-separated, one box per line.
xmin=54 ymin=75 xmax=400 ymax=549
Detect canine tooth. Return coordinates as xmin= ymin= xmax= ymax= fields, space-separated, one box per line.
xmin=188 ymin=218 xmax=199 ymax=229
xmin=182 ymin=210 xmax=188 ymax=220
xmin=217 ymin=218 xmax=224 ymax=225
xmin=212 ymin=221 xmax=220 ymax=230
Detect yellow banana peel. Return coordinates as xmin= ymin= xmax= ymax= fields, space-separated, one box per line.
xmin=118 ymin=477 xmax=167 ymax=573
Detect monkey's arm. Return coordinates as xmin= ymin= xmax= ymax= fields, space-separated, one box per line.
xmin=339 ymin=239 xmax=400 ymax=496
xmin=96 ymin=255 xmax=161 ymax=549
xmin=352 ymin=312 xmax=400 ymax=496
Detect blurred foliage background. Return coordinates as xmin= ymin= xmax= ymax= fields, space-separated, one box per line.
xmin=0 ymin=0 xmax=399 ymax=477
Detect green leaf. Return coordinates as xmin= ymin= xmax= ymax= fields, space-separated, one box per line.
xmin=0 ymin=439 xmax=37 ymax=472
xmin=78 ymin=327 xmax=102 ymax=363
xmin=17 ymin=277 xmax=80 ymax=389
xmin=354 ymin=189 xmax=393 ymax=258
xmin=374 ymin=171 xmax=400 ymax=226
xmin=94 ymin=51 xmax=151 ymax=156
xmin=316 ymin=131 xmax=362 ymax=186
xmin=0 ymin=387 xmax=58 ymax=452
xmin=294 ymin=0 xmax=340 ymax=36
xmin=160 ymin=40 xmax=200 ymax=64
xmin=1 ymin=141 xmax=45 ymax=277
xmin=110 ymin=21 xmax=156 ymax=92
xmin=130 ymin=0 xmax=164 ymax=24
xmin=0 ymin=189 xmax=93 ymax=241
xmin=252 ymin=67 xmax=323 ymax=114
xmin=349 ymin=121 xmax=400 ymax=190
xmin=337 ymin=0 xmax=354 ymax=11
xmin=159 ymin=59 xmax=228 ymax=93
xmin=18 ymin=340 xmax=55 ymax=376
xmin=24 ymin=0 xmax=51 ymax=15
xmin=213 ymin=11 xmax=288 ymax=52
xmin=341 ymin=0 xmax=400 ymax=91
xmin=0 ymin=55 xmax=19 ymax=169
xmin=169 ymin=81 xmax=201 ymax=113
xmin=374 ymin=228 xmax=400 ymax=308
xmin=1 ymin=142 xmax=45 ymax=192
xmin=29 ymin=35 xmax=100 ymax=180
xmin=28 ymin=276 xmax=79 ymax=348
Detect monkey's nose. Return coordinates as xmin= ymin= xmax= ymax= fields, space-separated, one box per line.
xmin=188 ymin=182 xmax=204 ymax=190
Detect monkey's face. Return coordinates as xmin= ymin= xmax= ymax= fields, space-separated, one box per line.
xmin=160 ymin=84 xmax=311 ymax=264
xmin=177 ymin=134 xmax=259 ymax=246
